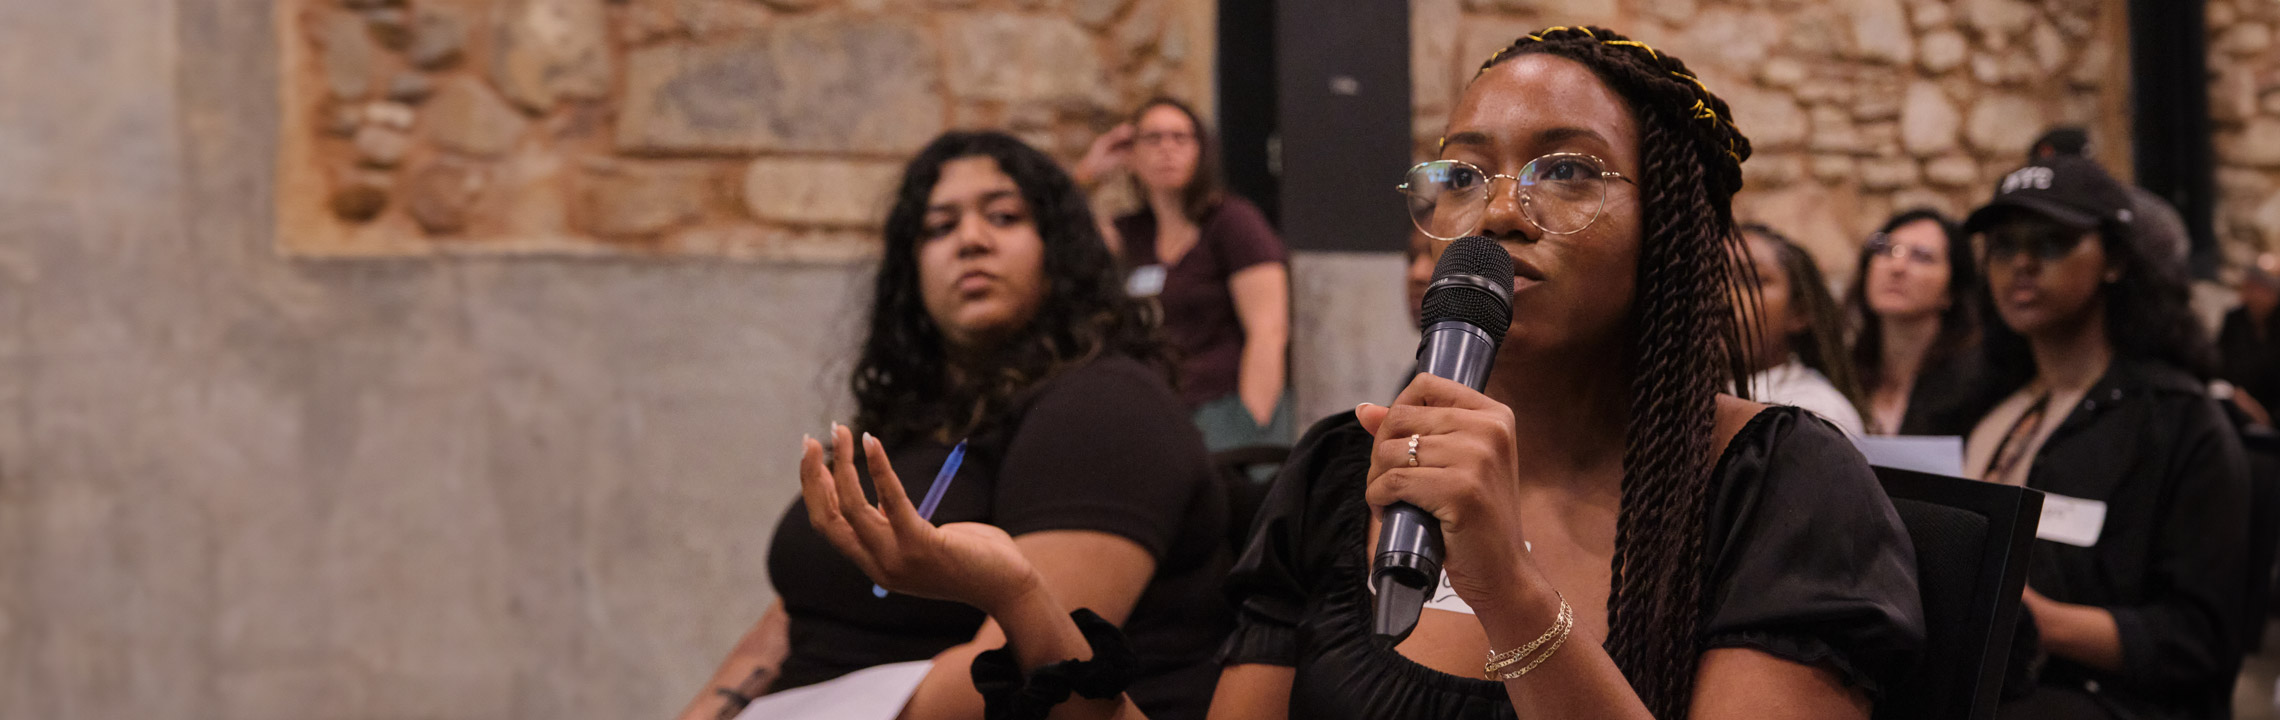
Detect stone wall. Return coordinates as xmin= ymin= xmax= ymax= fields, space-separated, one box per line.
xmin=1411 ymin=0 xmax=2133 ymax=286
xmin=279 ymin=0 xmax=1213 ymax=259
xmin=2212 ymin=0 xmax=2280 ymax=272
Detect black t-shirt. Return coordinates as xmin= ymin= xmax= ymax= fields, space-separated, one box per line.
xmin=1897 ymin=342 xmax=1993 ymax=436
xmin=765 ymin=355 xmax=1232 ymax=720
xmin=1220 ymin=407 xmax=1925 ymax=718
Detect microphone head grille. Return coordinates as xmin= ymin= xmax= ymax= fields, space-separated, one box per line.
xmin=1420 ymin=236 xmax=1514 ymax=343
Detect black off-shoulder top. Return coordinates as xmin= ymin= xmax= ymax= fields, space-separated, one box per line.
xmin=1220 ymin=407 xmax=1925 ymax=719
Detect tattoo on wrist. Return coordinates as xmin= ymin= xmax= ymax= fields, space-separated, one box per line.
xmin=711 ymin=665 xmax=776 ymax=720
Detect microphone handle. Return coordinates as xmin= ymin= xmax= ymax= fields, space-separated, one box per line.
xmin=1371 ymin=321 xmax=1500 ymax=643
xmin=1415 ymin=321 xmax=1499 ymax=392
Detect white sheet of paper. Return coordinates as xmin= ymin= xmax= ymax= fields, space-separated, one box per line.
xmin=1850 ymin=435 xmax=1966 ymax=477
xmin=737 ymin=660 xmax=934 ymax=720
xmin=1374 ymin=542 xmax=1530 ymax=617
xmin=1424 ymin=571 xmax=1475 ymax=616
xmin=2036 ymin=493 xmax=2108 ymax=548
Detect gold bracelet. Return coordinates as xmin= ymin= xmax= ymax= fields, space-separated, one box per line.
xmin=1482 ymin=597 xmax=1570 ymax=673
xmin=1491 ymin=618 xmax=1571 ymax=681
xmin=1482 ymin=594 xmax=1573 ymax=680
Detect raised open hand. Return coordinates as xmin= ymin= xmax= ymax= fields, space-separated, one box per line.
xmin=799 ymin=425 xmax=1042 ymax=613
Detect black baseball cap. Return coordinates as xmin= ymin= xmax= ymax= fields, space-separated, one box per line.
xmin=2029 ymin=126 xmax=2090 ymax=159
xmin=1961 ymin=155 xmax=2136 ymax=235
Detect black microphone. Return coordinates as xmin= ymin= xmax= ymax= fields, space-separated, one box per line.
xmin=1372 ymin=235 xmax=1513 ymax=645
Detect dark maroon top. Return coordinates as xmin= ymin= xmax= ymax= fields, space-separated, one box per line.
xmin=1116 ymin=196 xmax=1288 ymax=409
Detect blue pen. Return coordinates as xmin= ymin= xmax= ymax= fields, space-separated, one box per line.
xmin=875 ymin=439 xmax=968 ymax=598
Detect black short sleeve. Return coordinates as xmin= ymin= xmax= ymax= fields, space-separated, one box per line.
xmin=1702 ymin=407 xmax=1927 ymax=697
xmin=992 ymin=356 xmax=1213 ymax=559
xmin=1218 ymin=412 xmax=1372 ymax=666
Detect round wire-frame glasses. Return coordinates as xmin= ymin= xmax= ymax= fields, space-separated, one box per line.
xmin=1396 ymin=153 xmax=1636 ymax=240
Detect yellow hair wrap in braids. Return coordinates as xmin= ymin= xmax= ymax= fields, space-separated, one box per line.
xmin=1464 ymin=28 xmax=1745 ymax=165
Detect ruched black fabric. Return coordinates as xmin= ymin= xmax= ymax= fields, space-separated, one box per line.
xmin=1221 ymin=406 xmax=1924 ymax=718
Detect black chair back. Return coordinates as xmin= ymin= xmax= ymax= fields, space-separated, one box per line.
xmin=1872 ymin=466 xmax=2043 ymax=720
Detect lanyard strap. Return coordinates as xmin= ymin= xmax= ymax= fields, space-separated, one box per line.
xmin=1986 ymin=391 xmax=2053 ymax=484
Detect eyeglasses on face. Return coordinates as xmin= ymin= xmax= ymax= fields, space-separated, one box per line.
xmin=1396 ymin=154 xmax=1636 ymax=240
xmin=1135 ymin=131 xmax=1196 ymax=148
xmin=1865 ymin=234 xmax=1943 ymax=267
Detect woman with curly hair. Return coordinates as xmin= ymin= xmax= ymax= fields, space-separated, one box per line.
xmin=678 ymin=131 xmax=1231 ymax=720
xmin=1957 ymin=154 xmax=2251 ymax=720
xmin=800 ymin=27 xmax=1922 ymax=720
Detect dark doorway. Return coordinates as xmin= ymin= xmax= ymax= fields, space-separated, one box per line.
xmin=1218 ymin=0 xmax=1411 ymax=252
xmin=1272 ymin=0 xmax=1411 ymax=252
xmin=2129 ymin=0 xmax=2217 ymax=277
xmin=1218 ymin=0 xmax=1280 ymax=226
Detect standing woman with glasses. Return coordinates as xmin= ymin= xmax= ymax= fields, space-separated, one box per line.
xmin=1844 ymin=209 xmax=1982 ymax=435
xmin=1958 ymin=155 xmax=2250 ymax=720
xmin=795 ymin=27 xmax=1922 ymax=720
xmin=1075 ymin=98 xmax=1292 ymax=452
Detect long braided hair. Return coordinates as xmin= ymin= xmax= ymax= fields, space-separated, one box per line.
xmin=1477 ymin=27 xmax=1756 ymax=717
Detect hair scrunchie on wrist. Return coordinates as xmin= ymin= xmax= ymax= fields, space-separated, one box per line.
xmin=970 ymin=608 xmax=1139 ymax=720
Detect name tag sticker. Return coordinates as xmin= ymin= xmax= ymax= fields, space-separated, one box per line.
xmin=2036 ymin=493 xmax=2108 ymax=548
xmin=1126 ymin=265 xmax=1167 ymax=297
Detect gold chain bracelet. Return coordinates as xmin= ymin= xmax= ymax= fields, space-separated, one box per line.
xmin=1482 ymin=593 xmax=1573 ymax=680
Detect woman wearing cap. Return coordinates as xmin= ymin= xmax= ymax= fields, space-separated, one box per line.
xmin=1958 ymin=155 xmax=2252 ymax=720
xmin=1844 ymin=209 xmax=1982 ymax=435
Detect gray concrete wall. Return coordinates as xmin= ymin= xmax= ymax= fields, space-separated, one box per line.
xmin=0 ymin=1 xmax=868 ymax=716
xmin=1287 ymin=252 xmax=1418 ymax=426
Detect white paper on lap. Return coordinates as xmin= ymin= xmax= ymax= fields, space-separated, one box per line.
xmin=1850 ymin=435 xmax=1965 ymax=478
xmin=738 ymin=660 xmax=934 ymax=720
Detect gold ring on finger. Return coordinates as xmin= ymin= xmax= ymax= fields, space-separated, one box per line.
xmin=1407 ymin=434 xmax=1421 ymax=467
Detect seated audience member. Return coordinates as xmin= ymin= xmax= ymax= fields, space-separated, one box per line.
xmin=1845 ymin=209 xmax=1983 ymax=435
xmin=1736 ymin=224 xmax=1867 ymax=434
xmin=1956 ymin=155 xmax=2252 ymax=720
xmin=2218 ymin=252 xmax=2280 ymax=427
xmin=798 ymin=27 xmax=1922 ymax=720
xmin=678 ymin=131 xmax=1230 ymax=720
xmin=1075 ymin=98 xmax=1292 ymax=451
